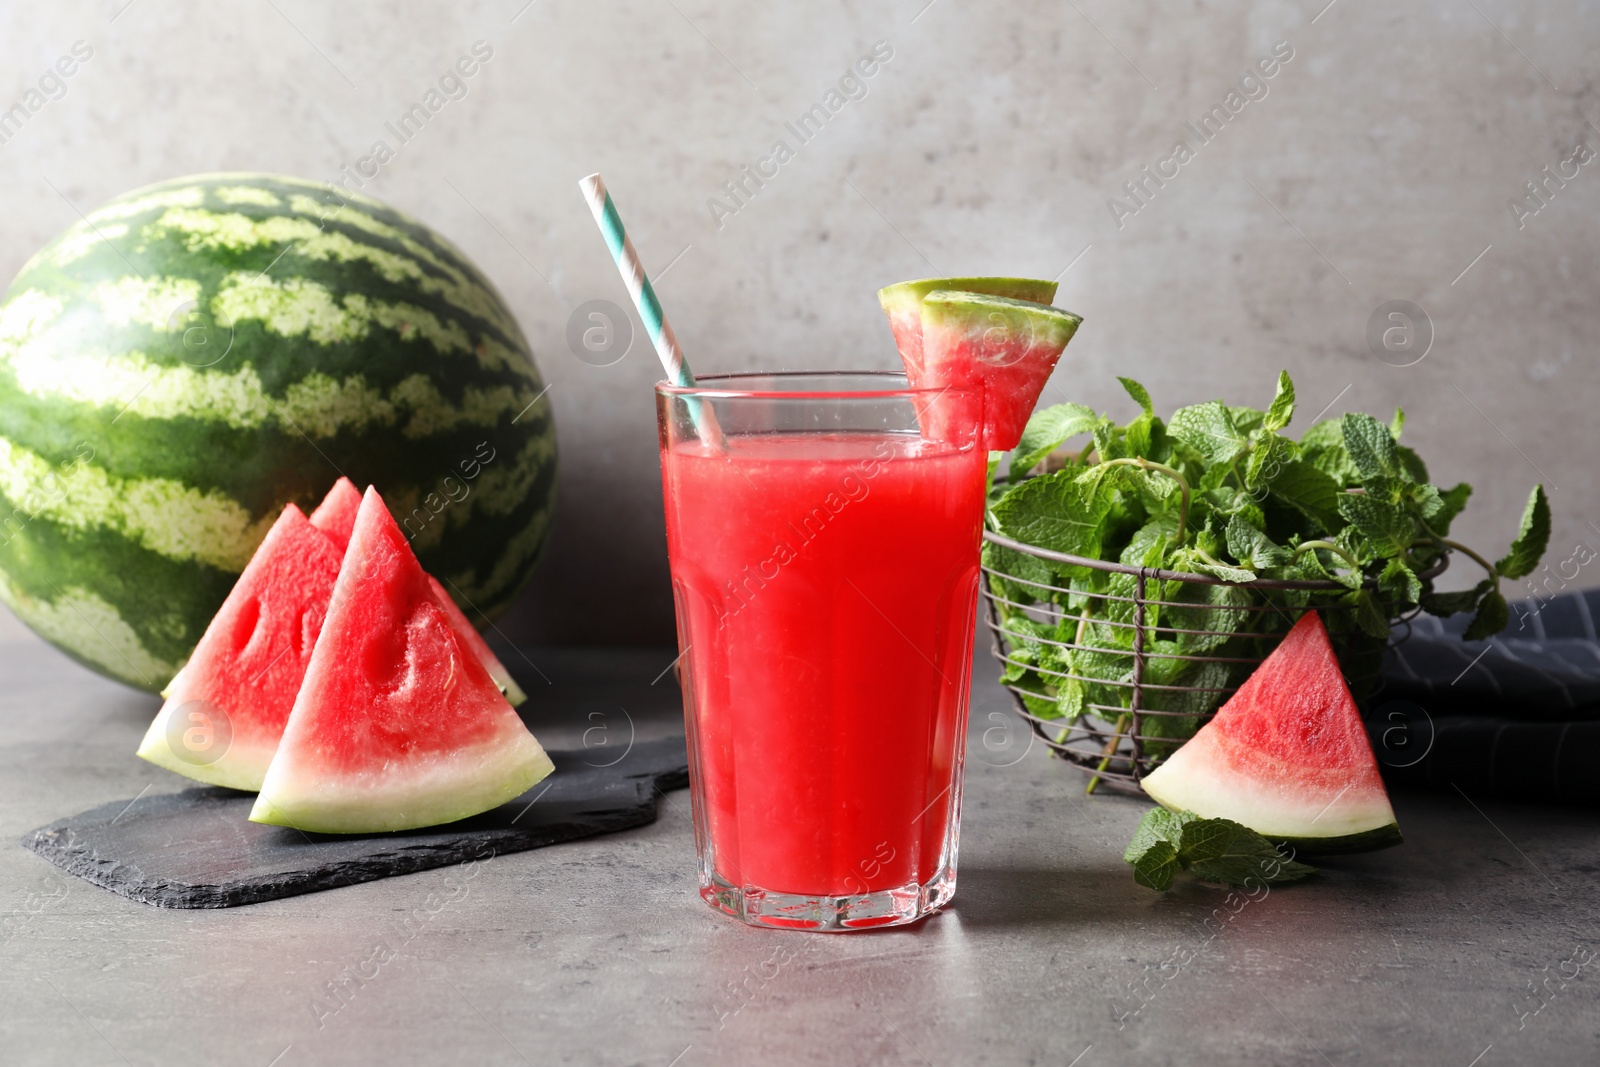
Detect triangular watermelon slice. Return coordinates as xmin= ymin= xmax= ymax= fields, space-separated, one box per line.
xmin=878 ymin=276 xmax=1058 ymax=381
xmin=313 ymin=477 xmax=525 ymax=704
xmin=250 ymin=488 xmax=552 ymax=834
xmin=155 ymin=475 xmax=364 ymax=704
xmin=1140 ymin=611 xmax=1402 ymax=855
xmin=137 ymin=495 xmax=350 ymax=791
xmin=308 ymin=475 xmax=362 ymax=553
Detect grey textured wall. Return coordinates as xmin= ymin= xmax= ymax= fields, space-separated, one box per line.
xmin=2 ymin=0 xmax=1596 ymax=648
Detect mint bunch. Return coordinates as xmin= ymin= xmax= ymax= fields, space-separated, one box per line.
xmin=1123 ymin=808 xmax=1317 ymax=890
xmin=986 ymin=371 xmax=1550 ymax=748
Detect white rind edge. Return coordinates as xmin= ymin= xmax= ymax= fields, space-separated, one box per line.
xmin=249 ymin=730 xmax=554 ymax=834
xmin=135 ymin=696 xmax=276 ymax=792
xmin=1141 ymin=730 xmax=1397 ymax=840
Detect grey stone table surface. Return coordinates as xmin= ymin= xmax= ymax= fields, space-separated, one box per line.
xmin=2 ymin=617 xmax=1599 ymax=1067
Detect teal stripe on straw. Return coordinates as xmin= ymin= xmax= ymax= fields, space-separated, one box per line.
xmin=595 ymin=191 xmax=692 ymax=387
xmin=579 ymin=172 xmax=721 ymax=448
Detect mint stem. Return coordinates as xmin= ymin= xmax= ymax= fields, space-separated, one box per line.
xmin=1086 ymin=712 xmax=1130 ymax=795
xmin=1434 ymin=537 xmax=1499 ymax=583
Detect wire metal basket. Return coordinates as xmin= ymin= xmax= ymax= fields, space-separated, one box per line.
xmin=980 ymin=529 xmax=1434 ymax=795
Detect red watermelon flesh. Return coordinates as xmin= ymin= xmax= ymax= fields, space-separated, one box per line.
xmin=913 ymin=291 xmax=1084 ymax=451
xmin=426 ymin=574 xmax=528 ymax=706
xmin=311 ymin=473 xmax=525 ymax=704
xmin=308 ymin=476 xmax=362 ymax=553
xmin=1140 ymin=611 xmax=1401 ymax=854
xmin=137 ymin=502 xmax=345 ymax=791
xmin=878 ymin=277 xmax=1058 ymax=381
xmin=250 ymin=488 xmax=552 ymax=834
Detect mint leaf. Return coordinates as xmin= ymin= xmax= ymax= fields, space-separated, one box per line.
xmin=1342 ymin=412 xmax=1404 ymax=482
xmin=1092 ymin=418 xmax=1122 ymax=462
xmin=1010 ymin=402 xmax=1099 ymax=476
xmin=1122 ymin=413 xmax=1160 ymax=459
xmin=1178 ymin=818 xmax=1317 ymax=887
xmin=1353 ymin=588 xmax=1391 ymax=638
xmin=1123 ymin=809 xmax=1194 ymax=891
xmin=1299 ymin=418 xmax=1361 ymax=486
xmin=1125 ymin=810 xmax=1318 ymax=890
xmin=1362 ymin=475 xmax=1409 ymax=507
xmin=1298 ymin=418 xmax=1346 ymax=453
xmin=1204 ymin=486 xmax=1263 ymax=526
xmin=1337 ymin=494 xmax=1414 ymax=556
xmin=982 ymin=540 xmax=1056 ymax=604
xmin=1294 ymin=543 xmax=1361 ymax=591
xmin=1433 ymin=482 xmax=1472 ymax=532
xmin=1129 ymin=840 xmax=1180 ymax=891
xmin=1422 ymin=578 xmax=1492 ymax=617
xmin=990 ymin=469 xmax=1115 ymax=559
xmin=1189 ymin=557 xmax=1257 ymax=584
xmin=1055 ymin=672 xmax=1086 ymax=722
xmin=1464 ymin=588 xmax=1509 ymax=641
xmin=1397 ymin=444 xmax=1430 ymax=484
xmin=1411 ymin=482 xmax=1445 ymax=521
xmin=1390 ymin=407 xmax=1405 ymax=440
xmin=1132 ymin=838 xmax=1184 ymax=889
xmin=1119 ymin=377 xmax=1154 ymax=417
xmin=1229 ymin=406 xmax=1267 ymax=436
xmin=1268 ymin=460 xmax=1343 ymax=528
xmin=1263 ymin=370 xmax=1296 ymax=433
xmin=1495 ymin=484 xmax=1551 ymax=581
xmin=1170 ymin=401 xmax=1247 ymax=466
xmin=1140 ymin=657 xmax=1231 ymax=754
xmin=1123 ymin=807 xmax=1193 ymax=861
xmin=998 ymin=650 xmax=1034 ymax=685
xmin=1244 ymin=431 xmax=1293 ymax=492
xmin=1161 ymin=569 xmax=1253 ymax=653
xmin=1378 ymin=558 xmax=1421 ymax=605
xmin=1227 ymin=514 xmax=1288 ymax=570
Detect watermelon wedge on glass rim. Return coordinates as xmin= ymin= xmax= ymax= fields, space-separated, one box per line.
xmin=877 ymin=279 xmax=1083 ymax=450
xmin=878 ymin=277 xmax=1058 ymax=382
xmin=136 ymin=479 xmax=361 ymax=791
xmin=1140 ymin=611 xmax=1402 ymax=855
xmin=251 ymin=488 xmax=552 ymax=835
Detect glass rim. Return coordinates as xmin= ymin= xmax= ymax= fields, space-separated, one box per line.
xmin=655 ymin=370 xmax=973 ymax=402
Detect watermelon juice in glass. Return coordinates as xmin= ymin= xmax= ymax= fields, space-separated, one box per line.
xmin=657 ymin=372 xmax=987 ymax=930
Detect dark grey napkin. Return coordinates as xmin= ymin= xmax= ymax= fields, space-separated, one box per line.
xmin=1374 ymin=589 xmax=1600 ymax=805
xmin=1384 ymin=588 xmax=1600 ymax=720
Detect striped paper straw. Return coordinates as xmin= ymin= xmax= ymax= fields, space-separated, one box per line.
xmin=578 ymin=173 xmax=723 ymax=447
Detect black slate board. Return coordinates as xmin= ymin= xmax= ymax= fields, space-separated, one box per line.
xmin=21 ymin=736 xmax=688 ymax=909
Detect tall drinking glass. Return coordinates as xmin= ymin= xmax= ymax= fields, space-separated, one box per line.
xmin=656 ymin=372 xmax=987 ymax=930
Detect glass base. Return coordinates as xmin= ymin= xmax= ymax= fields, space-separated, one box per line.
xmin=700 ymin=861 xmax=957 ymax=932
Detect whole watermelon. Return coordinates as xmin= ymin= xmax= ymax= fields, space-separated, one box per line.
xmin=0 ymin=173 xmax=557 ymax=692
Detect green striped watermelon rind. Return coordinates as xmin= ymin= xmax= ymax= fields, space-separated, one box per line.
xmin=1272 ymin=823 xmax=1404 ymax=856
xmin=876 ymin=276 xmax=1059 ymax=317
xmin=0 ymin=173 xmax=557 ymax=691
